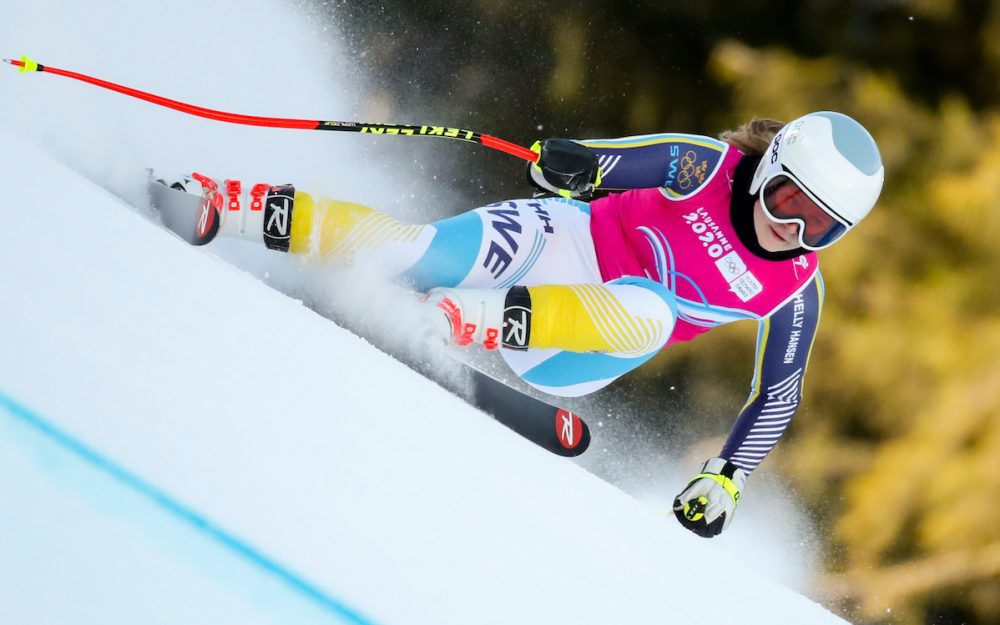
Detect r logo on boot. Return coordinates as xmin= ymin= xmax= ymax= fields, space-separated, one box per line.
xmin=263 ymin=184 xmax=295 ymax=252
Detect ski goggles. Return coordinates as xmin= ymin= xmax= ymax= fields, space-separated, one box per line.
xmin=758 ymin=173 xmax=851 ymax=251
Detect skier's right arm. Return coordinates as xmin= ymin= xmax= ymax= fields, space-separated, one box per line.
xmin=530 ymin=133 xmax=720 ymax=197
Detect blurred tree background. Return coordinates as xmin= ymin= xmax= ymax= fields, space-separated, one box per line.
xmin=320 ymin=1 xmax=1000 ymax=623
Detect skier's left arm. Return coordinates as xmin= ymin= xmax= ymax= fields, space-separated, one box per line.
xmin=673 ymin=274 xmax=824 ymax=537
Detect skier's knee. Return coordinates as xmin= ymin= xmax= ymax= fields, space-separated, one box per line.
xmin=527 ymin=278 xmax=676 ymax=356
xmin=603 ymin=277 xmax=677 ymax=356
xmin=608 ymin=276 xmax=679 ymax=319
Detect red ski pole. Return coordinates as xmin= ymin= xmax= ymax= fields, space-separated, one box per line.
xmin=3 ymin=55 xmax=539 ymax=163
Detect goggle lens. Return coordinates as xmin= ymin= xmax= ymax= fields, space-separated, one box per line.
xmin=760 ymin=175 xmax=848 ymax=250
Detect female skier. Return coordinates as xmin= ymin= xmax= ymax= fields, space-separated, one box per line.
xmin=156 ymin=111 xmax=884 ymax=538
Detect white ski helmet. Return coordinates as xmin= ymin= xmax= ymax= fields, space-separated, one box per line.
xmin=749 ymin=111 xmax=884 ymax=250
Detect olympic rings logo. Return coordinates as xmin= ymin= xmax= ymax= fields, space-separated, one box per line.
xmin=676 ymin=151 xmax=709 ymax=190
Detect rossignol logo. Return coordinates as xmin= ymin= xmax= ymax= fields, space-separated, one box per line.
xmin=193 ymin=193 xmax=222 ymax=245
xmin=267 ymin=199 xmax=289 ymax=233
xmin=196 ymin=197 xmax=215 ymax=238
xmin=502 ymin=306 xmax=530 ymax=349
xmin=190 ymin=173 xmax=223 ymax=244
xmin=263 ymin=185 xmax=295 ymax=252
xmin=502 ymin=287 xmax=532 ymax=350
xmin=556 ymin=409 xmax=584 ymax=450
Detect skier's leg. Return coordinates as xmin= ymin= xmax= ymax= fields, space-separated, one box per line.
xmin=287 ymin=193 xmax=439 ymax=275
xmin=299 ymin=194 xmax=679 ymax=394
xmin=430 ymin=276 xmax=678 ymax=395
xmin=500 ymin=279 xmax=678 ymax=396
xmin=152 ymin=175 xmax=675 ymax=395
xmin=150 ymin=172 xmax=485 ymax=279
xmin=153 ymin=174 xmax=599 ymax=288
xmin=407 ymin=198 xmax=678 ymax=395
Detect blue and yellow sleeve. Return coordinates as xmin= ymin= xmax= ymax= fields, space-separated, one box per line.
xmin=578 ymin=133 xmax=730 ymax=197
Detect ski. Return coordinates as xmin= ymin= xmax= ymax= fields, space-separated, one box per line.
xmin=144 ymin=175 xmax=591 ymax=456
xmin=463 ymin=367 xmax=589 ymax=456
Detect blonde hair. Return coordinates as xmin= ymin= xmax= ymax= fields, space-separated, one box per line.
xmin=719 ymin=118 xmax=785 ymax=156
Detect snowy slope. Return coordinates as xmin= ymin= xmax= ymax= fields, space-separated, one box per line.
xmin=0 ymin=131 xmax=851 ymax=625
xmin=1 ymin=1 xmax=845 ymax=623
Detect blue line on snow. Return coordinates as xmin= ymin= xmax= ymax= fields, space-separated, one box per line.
xmin=0 ymin=389 xmax=380 ymax=625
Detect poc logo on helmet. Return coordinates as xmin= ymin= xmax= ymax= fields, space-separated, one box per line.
xmin=769 ymin=132 xmax=783 ymax=164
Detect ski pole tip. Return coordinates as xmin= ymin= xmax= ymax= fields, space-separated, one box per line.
xmin=3 ymin=55 xmax=39 ymax=73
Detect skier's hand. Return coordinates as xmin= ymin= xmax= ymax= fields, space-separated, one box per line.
xmin=672 ymin=458 xmax=747 ymax=538
xmin=527 ymin=138 xmax=602 ymax=199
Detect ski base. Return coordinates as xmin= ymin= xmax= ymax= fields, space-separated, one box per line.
xmin=467 ymin=368 xmax=590 ymax=456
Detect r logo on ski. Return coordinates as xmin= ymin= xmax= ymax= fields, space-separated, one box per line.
xmin=556 ymin=409 xmax=583 ymax=449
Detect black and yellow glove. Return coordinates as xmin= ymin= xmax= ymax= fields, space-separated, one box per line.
xmin=527 ymin=138 xmax=602 ymax=199
xmin=672 ymin=458 xmax=748 ymax=538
